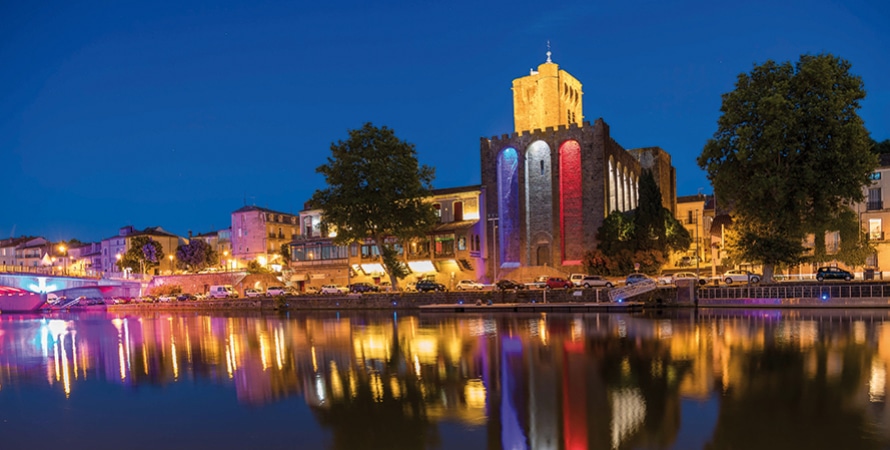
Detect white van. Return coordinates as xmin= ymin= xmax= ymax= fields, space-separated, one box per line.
xmin=569 ymin=273 xmax=587 ymax=287
xmin=208 ymin=285 xmax=237 ymax=299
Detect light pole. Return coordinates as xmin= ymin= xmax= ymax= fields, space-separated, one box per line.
xmin=115 ymin=253 xmax=122 ymax=279
xmin=223 ymin=251 xmax=229 ymax=272
xmin=169 ymin=254 xmax=175 ymax=275
xmin=58 ymin=244 xmax=67 ymax=275
xmin=694 ymin=209 xmax=700 ymax=278
xmin=487 ymin=214 xmax=499 ymax=282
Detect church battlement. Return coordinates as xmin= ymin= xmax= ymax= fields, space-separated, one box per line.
xmin=488 ymin=119 xmax=597 ymax=143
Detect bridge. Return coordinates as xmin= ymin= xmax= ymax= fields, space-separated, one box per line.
xmin=0 ymin=273 xmax=142 ymax=312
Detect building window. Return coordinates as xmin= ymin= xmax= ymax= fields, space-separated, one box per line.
xmin=434 ymin=203 xmax=442 ymax=221
xmin=870 ymin=218 xmax=883 ymax=241
xmin=868 ymin=188 xmax=883 ymax=210
xmin=870 ymin=172 xmax=882 ymax=180
xmin=458 ymin=236 xmax=466 ymax=251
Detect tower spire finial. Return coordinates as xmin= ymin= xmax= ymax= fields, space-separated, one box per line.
xmin=546 ymin=40 xmax=552 ymax=63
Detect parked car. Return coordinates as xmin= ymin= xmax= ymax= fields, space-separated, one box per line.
xmin=455 ymin=280 xmax=485 ymax=291
xmin=677 ymin=255 xmax=700 ymax=267
xmin=662 ymin=272 xmax=708 ymax=286
xmin=496 ymin=279 xmax=525 ymax=291
xmin=569 ymin=273 xmax=587 ymax=286
xmin=723 ymin=269 xmax=761 ymax=284
xmin=266 ymin=286 xmax=287 ymax=296
xmin=526 ymin=276 xmax=550 ymax=289
xmin=578 ymin=275 xmax=614 ymax=288
xmin=349 ymin=282 xmax=379 ymax=293
xmin=244 ymin=288 xmax=262 ymax=298
xmin=415 ymin=280 xmax=447 ymax=292
xmin=320 ymin=284 xmax=349 ymax=295
xmin=209 ymin=285 xmax=237 ymax=299
xmin=816 ymin=266 xmax=853 ymax=282
xmin=158 ymin=294 xmax=177 ymax=303
xmin=378 ymin=281 xmax=394 ymax=292
xmin=625 ymin=273 xmax=653 ymax=285
xmin=545 ymin=277 xmax=573 ymax=289
xmin=176 ymin=293 xmax=197 ymax=302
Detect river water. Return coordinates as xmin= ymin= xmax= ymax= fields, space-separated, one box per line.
xmin=1 ymin=308 xmax=890 ymax=450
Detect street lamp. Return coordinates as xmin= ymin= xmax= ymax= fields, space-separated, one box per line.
xmin=223 ymin=251 xmax=229 ymax=272
xmin=58 ymin=244 xmax=67 ymax=275
xmin=169 ymin=254 xmax=175 ymax=275
xmin=115 ymin=253 xmax=122 ymax=278
xmin=694 ymin=209 xmax=700 ymax=278
xmin=487 ymin=214 xmax=499 ymax=282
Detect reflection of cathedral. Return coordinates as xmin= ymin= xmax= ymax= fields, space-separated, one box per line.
xmin=6 ymin=311 xmax=890 ymax=448
xmin=481 ymin=53 xmax=676 ymax=278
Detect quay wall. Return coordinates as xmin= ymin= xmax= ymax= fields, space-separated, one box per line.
xmin=110 ymin=288 xmax=628 ymax=311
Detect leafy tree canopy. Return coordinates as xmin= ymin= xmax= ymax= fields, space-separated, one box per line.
xmin=587 ymin=170 xmax=690 ymax=276
xmin=698 ymin=53 xmax=877 ymax=281
xmin=309 ymin=123 xmax=439 ymax=288
xmin=175 ymin=240 xmax=218 ymax=272
xmin=118 ymin=236 xmax=164 ymax=275
xmin=872 ymin=138 xmax=890 ymax=155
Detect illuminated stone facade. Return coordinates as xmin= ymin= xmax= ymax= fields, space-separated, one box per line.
xmin=512 ymin=56 xmax=584 ymax=133
xmin=230 ymin=205 xmax=298 ymax=267
xmin=481 ymin=56 xmax=676 ymax=279
xmin=288 ymin=186 xmax=486 ymax=291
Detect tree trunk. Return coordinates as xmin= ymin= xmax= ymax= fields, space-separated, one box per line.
xmin=762 ymin=264 xmax=775 ymax=283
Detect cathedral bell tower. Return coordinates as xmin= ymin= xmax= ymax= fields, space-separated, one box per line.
xmin=511 ymin=48 xmax=584 ymax=133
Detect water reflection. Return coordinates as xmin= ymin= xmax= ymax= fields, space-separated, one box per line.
xmin=0 ymin=309 xmax=889 ymax=449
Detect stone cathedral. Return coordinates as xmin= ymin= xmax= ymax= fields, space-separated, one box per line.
xmin=480 ymin=52 xmax=676 ymax=280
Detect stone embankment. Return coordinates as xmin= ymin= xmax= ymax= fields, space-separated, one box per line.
xmin=110 ymin=288 xmax=630 ymax=311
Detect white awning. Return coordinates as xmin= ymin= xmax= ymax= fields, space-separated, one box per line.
xmin=408 ymin=260 xmax=437 ymax=273
xmin=360 ymin=263 xmax=385 ymax=275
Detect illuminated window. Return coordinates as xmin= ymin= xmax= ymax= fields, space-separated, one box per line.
xmin=870 ymin=218 xmax=883 ymax=240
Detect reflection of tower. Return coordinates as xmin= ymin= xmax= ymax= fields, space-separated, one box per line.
xmin=501 ymin=336 xmax=529 ymax=449
xmin=562 ymin=339 xmax=588 ymax=449
xmin=529 ymin=337 xmax=559 ymax=449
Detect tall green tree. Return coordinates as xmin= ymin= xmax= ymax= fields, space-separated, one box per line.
xmin=871 ymin=138 xmax=890 ymax=154
xmin=698 ymin=54 xmax=876 ymax=281
xmin=587 ymin=170 xmax=690 ymax=276
xmin=310 ymin=123 xmax=439 ymax=289
xmin=635 ymin=170 xmax=668 ymax=252
xmin=175 ymin=240 xmax=218 ymax=272
xmin=118 ymin=236 xmax=164 ymax=276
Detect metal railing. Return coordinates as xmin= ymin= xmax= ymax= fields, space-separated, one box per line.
xmin=697 ymin=283 xmax=890 ymax=300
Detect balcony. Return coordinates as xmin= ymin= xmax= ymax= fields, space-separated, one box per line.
xmin=867 ymin=200 xmax=884 ymax=211
xmin=870 ymin=231 xmax=885 ymax=241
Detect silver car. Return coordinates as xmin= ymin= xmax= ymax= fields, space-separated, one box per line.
xmin=723 ymin=270 xmax=761 ymax=284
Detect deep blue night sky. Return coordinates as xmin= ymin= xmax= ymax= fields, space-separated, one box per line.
xmin=2 ymin=0 xmax=888 ymax=242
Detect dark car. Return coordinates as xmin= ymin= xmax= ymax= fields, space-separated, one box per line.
xmin=496 ymin=279 xmax=525 ymax=291
xmin=625 ymin=273 xmax=652 ymax=285
xmin=415 ymin=280 xmax=446 ymax=292
xmin=545 ymin=277 xmax=573 ymax=289
xmin=176 ymin=293 xmax=197 ymax=302
xmin=816 ymin=266 xmax=853 ymax=282
xmin=349 ymin=282 xmax=379 ymax=293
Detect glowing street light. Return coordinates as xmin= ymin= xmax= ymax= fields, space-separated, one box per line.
xmin=223 ymin=251 xmax=229 ymax=272
xmin=58 ymin=244 xmax=67 ymax=275
xmin=115 ymin=253 xmax=122 ymax=278
xmin=169 ymin=254 xmax=175 ymax=275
